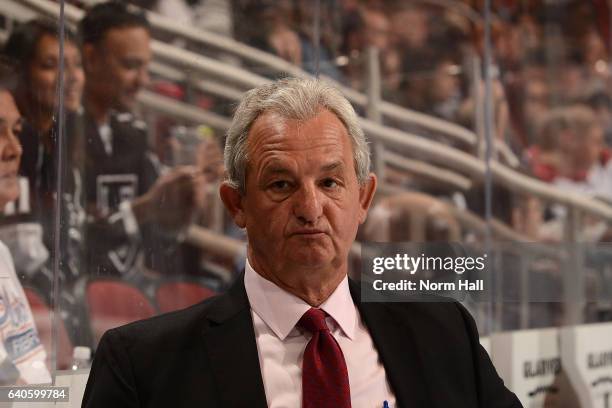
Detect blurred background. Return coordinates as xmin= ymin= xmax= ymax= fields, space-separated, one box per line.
xmin=0 ymin=0 xmax=611 ymax=406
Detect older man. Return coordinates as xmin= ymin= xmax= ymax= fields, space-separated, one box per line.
xmin=82 ymin=78 xmax=521 ymax=408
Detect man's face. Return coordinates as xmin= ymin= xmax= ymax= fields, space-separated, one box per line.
xmin=224 ymin=109 xmax=376 ymax=286
xmin=0 ymin=91 xmax=23 ymax=208
xmin=84 ymin=26 xmax=151 ymax=112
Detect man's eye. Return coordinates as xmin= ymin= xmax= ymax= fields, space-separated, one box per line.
xmin=322 ymin=178 xmax=339 ymax=189
xmin=270 ymin=180 xmax=290 ymax=191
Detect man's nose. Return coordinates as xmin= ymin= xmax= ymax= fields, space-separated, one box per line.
xmin=293 ymin=182 xmax=323 ymax=225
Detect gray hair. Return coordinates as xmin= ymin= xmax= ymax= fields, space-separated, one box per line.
xmin=224 ymin=77 xmax=371 ymax=193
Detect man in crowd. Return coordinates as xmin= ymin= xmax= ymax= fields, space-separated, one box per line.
xmin=77 ymin=1 xmax=205 ymax=276
xmin=83 ymin=77 xmax=521 ymax=407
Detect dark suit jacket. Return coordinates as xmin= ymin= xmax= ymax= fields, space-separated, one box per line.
xmin=82 ymin=277 xmax=522 ymax=408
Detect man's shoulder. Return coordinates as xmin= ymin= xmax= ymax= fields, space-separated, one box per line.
xmin=101 ymin=293 xmax=222 ymax=352
xmin=380 ymin=296 xmax=471 ymax=331
xmin=351 ymin=278 xmax=469 ymax=319
xmin=351 ymin=279 xmax=475 ymax=341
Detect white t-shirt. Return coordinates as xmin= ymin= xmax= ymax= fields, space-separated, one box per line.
xmin=553 ymin=159 xmax=612 ymax=202
xmin=0 ymin=241 xmax=51 ymax=384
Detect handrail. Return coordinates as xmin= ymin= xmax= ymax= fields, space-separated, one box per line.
xmin=71 ymin=0 xmax=485 ymax=148
xmin=152 ymin=41 xmax=268 ymax=89
xmin=185 ymin=225 xmax=244 ymax=261
xmin=0 ymin=0 xmax=37 ymax=21
xmin=17 ymin=0 xmax=529 ymax=164
xmin=185 ymin=225 xmax=362 ymax=261
xmin=138 ymin=90 xmax=232 ymax=131
xmin=138 ymin=89 xmax=612 ymax=221
xmin=18 ymin=0 xmax=482 ymax=148
xmin=383 ymin=151 xmax=473 ymax=191
xmin=10 ymin=0 xmax=612 ymax=222
xmin=149 ymin=62 xmax=245 ymax=102
xmin=137 ymin=90 xmax=474 ymax=194
xmin=359 ymin=120 xmax=612 ymax=219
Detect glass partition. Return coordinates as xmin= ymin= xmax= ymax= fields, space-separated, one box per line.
xmin=0 ymin=0 xmax=66 ymax=385
xmin=0 ymin=0 xmax=610 ymax=406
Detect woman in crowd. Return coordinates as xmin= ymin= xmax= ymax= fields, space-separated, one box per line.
xmin=0 ymin=70 xmax=51 ymax=385
xmin=1 ymin=21 xmax=88 ymax=362
xmin=2 ymin=19 xmax=85 ymax=288
xmin=4 ymin=19 xmax=84 ymax=138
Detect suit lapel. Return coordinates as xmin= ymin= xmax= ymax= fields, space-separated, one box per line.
xmin=201 ymin=277 xmax=268 ymax=408
xmin=350 ymin=280 xmax=433 ymax=408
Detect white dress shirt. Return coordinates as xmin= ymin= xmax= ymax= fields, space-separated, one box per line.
xmin=244 ymin=259 xmax=397 ymax=408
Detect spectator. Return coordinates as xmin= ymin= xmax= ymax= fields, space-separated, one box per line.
xmin=585 ymin=90 xmax=612 ymax=146
xmin=553 ymin=106 xmax=611 ymax=201
xmin=231 ymin=0 xmax=302 ymax=68
xmin=4 ymin=20 xmax=83 ymax=136
xmin=78 ymin=1 xmax=205 ymax=277
xmin=400 ymin=49 xmax=465 ymax=122
xmin=130 ymin=0 xmax=233 ymax=42
xmin=361 ymin=6 xmax=402 ymax=95
xmin=293 ymin=0 xmax=343 ymax=80
xmin=0 ymin=71 xmax=51 ymax=385
xmin=389 ymin=4 xmax=429 ymax=52
xmin=530 ymin=105 xmax=612 ymax=203
xmin=2 ymin=19 xmax=85 ymax=293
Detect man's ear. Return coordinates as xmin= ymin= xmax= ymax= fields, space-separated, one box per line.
xmin=357 ymin=173 xmax=377 ymax=224
xmin=219 ymin=182 xmax=246 ymax=228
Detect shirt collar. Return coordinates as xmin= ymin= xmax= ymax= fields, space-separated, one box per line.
xmin=244 ymin=258 xmax=356 ymax=341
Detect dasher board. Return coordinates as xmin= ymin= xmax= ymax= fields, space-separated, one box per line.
xmin=561 ymin=322 xmax=612 ymax=408
xmin=480 ymin=336 xmax=491 ymax=356
xmin=491 ymin=328 xmax=561 ymax=407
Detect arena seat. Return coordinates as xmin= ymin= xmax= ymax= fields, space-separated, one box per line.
xmin=83 ymin=279 xmax=157 ymax=344
xmin=155 ymin=279 xmax=216 ymax=313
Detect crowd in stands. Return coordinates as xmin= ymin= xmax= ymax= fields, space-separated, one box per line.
xmin=139 ymin=1 xmax=612 ymax=233
xmin=0 ymin=0 xmax=610 ymax=382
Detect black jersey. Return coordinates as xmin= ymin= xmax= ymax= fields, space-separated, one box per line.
xmin=71 ymin=110 xmax=159 ymax=276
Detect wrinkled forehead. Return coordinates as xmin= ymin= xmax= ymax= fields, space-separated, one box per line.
xmin=244 ymin=109 xmax=355 ymax=175
xmin=247 ymin=109 xmax=351 ymax=152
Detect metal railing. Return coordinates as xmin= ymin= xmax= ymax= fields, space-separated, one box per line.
xmin=11 ymin=0 xmax=612 ymax=225
xmin=4 ymin=0 xmax=612 ymax=330
xmin=18 ymin=0 xmax=506 ymax=151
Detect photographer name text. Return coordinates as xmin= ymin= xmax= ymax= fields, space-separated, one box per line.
xmin=373 ymin=279 xmax=484 ymax=292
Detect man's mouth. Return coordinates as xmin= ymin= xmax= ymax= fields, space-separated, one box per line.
xmin=292 ymin=229 xmax=327 ymax=236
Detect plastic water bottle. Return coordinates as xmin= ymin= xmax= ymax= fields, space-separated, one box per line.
xmin=71 ymin=346 xmax=91 ymax=371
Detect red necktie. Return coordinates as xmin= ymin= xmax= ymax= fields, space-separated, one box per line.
xmin=298 ymin=308 xmax=351 ymax=408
